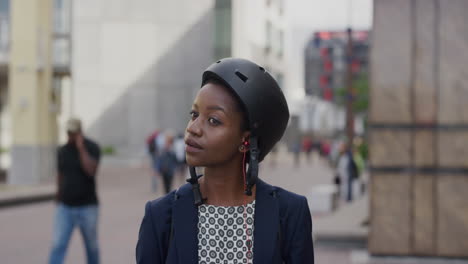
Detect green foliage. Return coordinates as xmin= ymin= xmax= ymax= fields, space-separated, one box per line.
xmin=101 ymin=145 xmax=116 ymax=156
xmin=358 ymin=142 xmax=368 ymax=160
xmin=335 ymin=72 xmax=369 ymax=114
xmin=352 ymin=73 xmax=369 ymax=113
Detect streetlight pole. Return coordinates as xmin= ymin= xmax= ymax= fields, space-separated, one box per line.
xmin=345 ymin=27 xmax=354 ymax=150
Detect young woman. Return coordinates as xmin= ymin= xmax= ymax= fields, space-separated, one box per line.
xmin=136 ymin=58 xmax=314 ymax=264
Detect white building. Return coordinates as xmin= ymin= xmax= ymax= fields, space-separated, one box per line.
xmin=1 ymin=0 xmax=372 ymax=167
xmin=68 ymin=0 xmax=215 ymax=156
xmin=231 ymin=0 xmax=290 ymax=110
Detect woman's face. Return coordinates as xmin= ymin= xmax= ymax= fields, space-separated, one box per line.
xmin=185 ymin=82 xmax=248 ymax=167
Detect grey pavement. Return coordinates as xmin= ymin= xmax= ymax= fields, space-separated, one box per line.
xmin=0 ymin=184 xmax=55 ymax=207
xmin=315 ymin=246 xmax=468 ymax=264
xmin=313 ymin=193 xmax=368 ymax=247
xmin=0 ymin=148 xmax=466 ymax=263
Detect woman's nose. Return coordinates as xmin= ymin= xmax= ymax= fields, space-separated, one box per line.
xmin=186 ymin=119 xmax=202 ymax=137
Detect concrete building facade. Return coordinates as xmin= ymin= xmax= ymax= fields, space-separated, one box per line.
xmin=2 ymin=0 xmax=367 ymax=183
xmin=0 ymin=0 xmax=215 ymax=184
xmin=4 ymin=0 xmax=71 ymax=184
xmin=70 ymin=0 xmax=215 ymax=156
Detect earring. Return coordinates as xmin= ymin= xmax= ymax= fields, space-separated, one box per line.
xmin=239 ymin=145 xmax=246 ymax=152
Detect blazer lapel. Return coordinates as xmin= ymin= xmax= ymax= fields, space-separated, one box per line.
xmin=172 ymin=184 xmax=198 ymax=264
xmin=253 ymin=180 xmax=279 ymax=264
xmin=172 ymin=181 xmax=280 ymax=264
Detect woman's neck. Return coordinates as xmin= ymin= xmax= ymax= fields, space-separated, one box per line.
xmin=200 ymin=158 xmax=256 ymax=206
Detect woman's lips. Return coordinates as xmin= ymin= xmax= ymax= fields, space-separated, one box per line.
xmin=185 ymin=138 xmax=203 ymax=153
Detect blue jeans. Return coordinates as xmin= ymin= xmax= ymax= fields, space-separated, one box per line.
xmin=49 ymin=203 xmax=99 ymax=264
xmin=151 ymin=155 xmax=159 ymax=192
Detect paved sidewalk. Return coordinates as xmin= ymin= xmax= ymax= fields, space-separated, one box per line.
xmin=0 ymin=183 xmax=55 ymax=207
xmin=313 ymin=193 xmax=368 ymax=247
xmin=260 ymin=147 xmax=369 ymax=246
xmin=315 ymin=246 xmax=468 ymax=264
xmin=0 ymin=155 xmax=183 ymax=264
xmin=0 ymin=154 xmax=149 ymax=208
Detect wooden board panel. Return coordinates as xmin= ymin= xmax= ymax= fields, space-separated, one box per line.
xmin=413 ymin=175 xmax=435 ymax=254
xmin=438 ymin=131 xmax=468 ymax=168
xmin=370 ymin=0 xmax=412 ymax=123
xmin=437 ymin=175 xmax=468 ymax=257
xmin=414 ymin=0 xmax=437 ymax=123
xmin=369 ymin=130 xmax=411 ymax=167
xmin=438 ymin=0 xmax=468 ymax=124
xmin=369 ymin=174 xmax=411 ymax=255
xmin=414 ymin=130 xmax=435 ymax=167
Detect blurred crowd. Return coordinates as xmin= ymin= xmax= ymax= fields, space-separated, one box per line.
xmin=288 ymin=134 xmax=368 ymax=203
xmin=145 ymin=129 xmax=187 ymax=194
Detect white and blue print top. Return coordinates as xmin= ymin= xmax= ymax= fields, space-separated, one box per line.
xmin=197 ymin=201 xmax=255 ymax=264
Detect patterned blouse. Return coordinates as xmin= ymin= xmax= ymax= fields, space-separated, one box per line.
xmin=197 ymin=201 xmax=256 ymax=264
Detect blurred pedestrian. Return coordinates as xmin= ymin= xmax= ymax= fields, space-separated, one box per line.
xmin=146 ymin=129 xmax=160 ymax=192
xmin=136 ymin=58 xmax=313 ymax=263
xmin=173 ymin=133 xmax=187 ymax=177
xmin=329 ymin=138 xmax=343 ymax=167
xmin=352 ymin=141 xmax=366 ymax=196
xmin=320 ymin=139 xmax=331 ymax=158
xmin=158 ymin=133 xmax=178 ymax=194
xmin=302 ymin=136 xmax=313 ymax=161
xmin=291 ymin=139 xmax=301 ymax=167
xmin=336 ymin=142 xmax=358 ymax=202
xmin=49 ymin=118 xmax=101 ymax=264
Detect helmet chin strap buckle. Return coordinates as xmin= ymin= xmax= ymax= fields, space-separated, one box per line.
xmin=187 ymin=167 xmax=204 ymax=205
xmin=245 ymin=137 xmax=259 ymax=196
xmin=188 ymin=137 xmax=259 ymax=202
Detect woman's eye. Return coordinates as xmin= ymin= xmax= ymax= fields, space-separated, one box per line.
xmin=189 ymin=111 xmax=199 ymax=119
xmin=208 ymin=117 xmax=221 ymax=125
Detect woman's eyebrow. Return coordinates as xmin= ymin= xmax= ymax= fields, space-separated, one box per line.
xmin=207 ymin=105 xmax=226 ymax=113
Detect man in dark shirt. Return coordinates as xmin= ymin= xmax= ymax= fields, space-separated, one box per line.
xmin=49 ymin=118 xmax=101 ymax=264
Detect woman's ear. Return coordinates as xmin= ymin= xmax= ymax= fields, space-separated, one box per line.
xmin=239 ymin=131 xmax=251 ymax=152
xmin=241 ymin=131 xmax=251 ymax=145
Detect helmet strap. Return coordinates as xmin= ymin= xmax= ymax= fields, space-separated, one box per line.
xmin=245 ymin=136 xmax=259 ymax=196
xmin=187 ymin=166 xmax=204 ymax=205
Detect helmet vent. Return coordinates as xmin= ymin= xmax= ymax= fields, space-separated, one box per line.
xmin=216 ymin=60 xmax=221 ymax=63
xmin=259 ymin=66 xmax=265 ymax=72
xmin=235 ymin=70 xmax=248 ymax=82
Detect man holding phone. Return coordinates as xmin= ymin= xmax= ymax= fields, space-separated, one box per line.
xmin=49 ymin=118 xmax=101 ymax=264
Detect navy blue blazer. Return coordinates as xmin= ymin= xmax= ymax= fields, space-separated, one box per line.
xmin=136 ymin=180 xmax=314 ymax=263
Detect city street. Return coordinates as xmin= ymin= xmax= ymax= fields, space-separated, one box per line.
xmin=0 ymin=149 xmax=466 ymax=263
xmin=0 ymin=149 xmax=334 ymax=263
xmin=2 ymin=0 xmax=468 ymax=262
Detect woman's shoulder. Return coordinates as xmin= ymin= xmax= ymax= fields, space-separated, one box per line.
xmin=142 ymin=199 xmax=168 ymax=232
xmin=258 ymin=180 xmax=311 ymax=225
xmin=145 ymin=183 xmax=192 ymax=213
xmin=258 ymin=180 xmax=308 ymax=207
xmin=144 ymin=190 xmax=178 ymax=218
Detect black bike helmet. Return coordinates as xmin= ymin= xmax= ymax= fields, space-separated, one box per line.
xmin=187 ymin=58 xmax=290 ymax=204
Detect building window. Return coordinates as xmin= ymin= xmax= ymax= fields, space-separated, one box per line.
xmin=0 ymin=0 xmax=8 ymax=14
xmin=278 ymin=30 xmax=284 ymax=58
xmin=214 ymin=0 xmax=232 ymax=59
xmin=265 ymin=21 xmax=272 ymax=54
xmin=54 ymin=0 xmax=71 ymax=35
